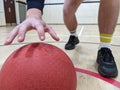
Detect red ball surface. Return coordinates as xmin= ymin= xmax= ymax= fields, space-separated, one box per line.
xmin=0 ymin=43 xmax=76 ymax=90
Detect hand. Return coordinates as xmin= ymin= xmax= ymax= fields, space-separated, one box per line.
xmin=4 ymin=9 xmax=59 ymax=45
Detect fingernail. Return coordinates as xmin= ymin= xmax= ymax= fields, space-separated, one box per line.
xmin=41 ymin=36 xmax=44 ymax=40
xmin=19 ymin=36 xmax=22 ymax=40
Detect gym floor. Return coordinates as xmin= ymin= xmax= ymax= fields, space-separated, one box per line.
xmin=0 ymin=24 xmax=120 ymax=90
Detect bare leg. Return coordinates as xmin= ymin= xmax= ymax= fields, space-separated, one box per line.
xmin=63 ymin=0 xmax=84 ymax=50
xmin=98 ymin=0 xmax=119 ymax=34
xmin=97 ymin=0 xmax=119 ymax=78
xmin=98 ymin=0 xmax=119 ymax=48
xmin=63 ymin=0 xmax=84 ymax=32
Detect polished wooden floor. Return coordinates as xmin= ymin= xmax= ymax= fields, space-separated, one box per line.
xmin=0 ymin=25 xmax=120 ymax=90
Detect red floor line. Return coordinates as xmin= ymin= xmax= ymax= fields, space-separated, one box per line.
xmin=75 ymin=68 xmax=120 ymax=89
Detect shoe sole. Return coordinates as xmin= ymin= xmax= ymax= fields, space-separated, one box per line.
xmin=97 ymin=60 xmax=118 ymax=78
xmin=98 ymin=67 xmax=118 ymax=78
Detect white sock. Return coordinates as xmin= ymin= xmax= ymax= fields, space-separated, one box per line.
xmin=70 ymin=31 xmax=77 ymax=37
xmin=99 ymin=42 xmax=111 ymax=50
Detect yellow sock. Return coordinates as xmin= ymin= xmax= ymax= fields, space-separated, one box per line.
xmin=99 ymin=33 xmax=113 ymax=49
xmin=100 ymin=34 xmax=112 ymax=43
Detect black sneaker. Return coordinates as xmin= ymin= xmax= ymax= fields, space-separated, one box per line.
xmin=65 ymin=35 xmax=79 ymax=50
xmin=96 ymin=48 xmax=118 ymax=78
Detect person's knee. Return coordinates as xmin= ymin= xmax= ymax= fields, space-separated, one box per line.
xmin=63 ymin=7 xmax=69 ymax=16
xmin=63 ymin=6 xmax=74 ymax=17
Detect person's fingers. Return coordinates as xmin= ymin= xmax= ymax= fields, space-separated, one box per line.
xmin=17 ymin=25 xmax=27 ymax=42
xmin=45 ymin=25 xmax=60 ymax=41
xmin=4 ymin=26 xmax=19 ymax=45
xmin=35 ymin=23 xmax=45 ymax=41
